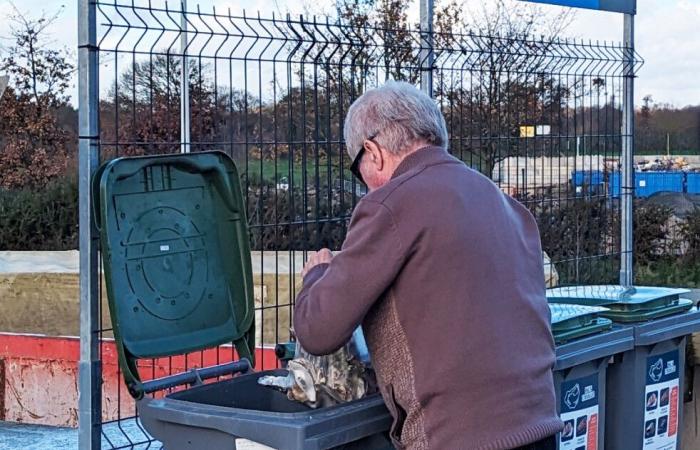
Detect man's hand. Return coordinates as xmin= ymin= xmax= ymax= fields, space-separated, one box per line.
xmin=301 ymin=248 xmax=333 ymax=278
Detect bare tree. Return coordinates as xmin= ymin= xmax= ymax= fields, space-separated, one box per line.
xmin=306 ymin=0 xmax=577 ymax=176
xmin=0 ymin=5 xmax=74 ymax=189
xmin=434 ymin=0 xmax=576 ymax=175
xmin=101 ymin=54 xmax=263 ymax=159
xmin=1 ymin=4 xmax=73 ymax=109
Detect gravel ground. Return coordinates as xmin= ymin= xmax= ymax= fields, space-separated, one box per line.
xmin=0 ymin=420 xmax=272 ymax=450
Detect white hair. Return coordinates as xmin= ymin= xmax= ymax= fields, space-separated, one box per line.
xmin=343 ymin=80 xmax=448 ymax=160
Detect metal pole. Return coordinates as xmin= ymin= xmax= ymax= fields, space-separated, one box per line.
xmin=78 ymin=0 xmax=101 ymax=448
xmin=419 ymin=0 xmax=434 ymax=98
xmin=0 ymin=75 xmax=8 ymax=99
xmin=620 ymin=13 xmax=635 ymax=287
xmin=180 ymin=0 xmax=191 ymax=153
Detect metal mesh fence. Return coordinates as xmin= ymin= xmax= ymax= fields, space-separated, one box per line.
xmin=83 ymin=1 xmax=642 ymax=447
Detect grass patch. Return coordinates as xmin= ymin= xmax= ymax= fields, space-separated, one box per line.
xmin=242 ymin=158 xmax=354 ymax=187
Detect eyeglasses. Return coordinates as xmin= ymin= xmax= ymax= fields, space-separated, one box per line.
xmin=350 ymin=135 xmax=377 ymax=185
xmin=350 ymin=147 xmax=365 ymax=185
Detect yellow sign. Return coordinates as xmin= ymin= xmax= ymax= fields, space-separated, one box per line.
xmin=519 ymin=126 xmax=535 ymax=138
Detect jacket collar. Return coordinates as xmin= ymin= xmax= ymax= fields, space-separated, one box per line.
xmin=391 ymin=145 xmax=453 ymax=180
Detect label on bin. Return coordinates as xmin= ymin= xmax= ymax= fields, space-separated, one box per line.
xmin=643 ymin=350 xmax=680 ymax=450
xmin=559 ymin=374 xmax=599 ymax=450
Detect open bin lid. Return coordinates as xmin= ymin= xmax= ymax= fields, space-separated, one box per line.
xmin=94 ymin=151 xmax=255 ymax=398
xmin=550 ymin=303 xmax=612 ymax=344
xmin=547 ymin=285 xmax=692 ymax=322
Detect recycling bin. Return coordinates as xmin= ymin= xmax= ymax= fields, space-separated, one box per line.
xmin=550 ymin=303 xmax=634 ymax=450
xmin=548 ymin=285 xmax=700 ymax=450
xmin=94 ymin=151 xmax=393 ymax=450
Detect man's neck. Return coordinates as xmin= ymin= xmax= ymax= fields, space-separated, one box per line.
xmin=389 ymin=141 xmax=432 ymax=176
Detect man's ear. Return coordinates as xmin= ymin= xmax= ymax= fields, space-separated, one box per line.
xmin=364 ymin=140 xmax=384 ymax=171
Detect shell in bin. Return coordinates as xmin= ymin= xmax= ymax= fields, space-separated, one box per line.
xmin=259 ymin=329 xmax=376 ymax=409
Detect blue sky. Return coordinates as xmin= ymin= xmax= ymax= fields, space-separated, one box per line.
xmin=0 ymin=0 xmax=698 ymax=107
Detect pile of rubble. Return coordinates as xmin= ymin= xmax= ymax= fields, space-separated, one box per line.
xmin=636 ymin=156 xmax=700 ymax=172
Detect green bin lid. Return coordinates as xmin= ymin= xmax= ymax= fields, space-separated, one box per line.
xmin=94 ymin=151 xmax=255 ymax=398
xmin=601 ymin=299 xmax=694 ymax=323
xmin=550 ymin=303 xmax=613 ymax=344
xmin=547 ymin=285 xmax=692 ymax=321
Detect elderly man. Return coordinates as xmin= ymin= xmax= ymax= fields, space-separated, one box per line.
xmin=293 ymin=81 xmax=563 ymax=450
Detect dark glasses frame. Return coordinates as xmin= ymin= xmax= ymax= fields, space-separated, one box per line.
xmin=350 ymin=147 xmax=365 ymax=185
xmin=350 ymin=134 xmax=378 ymax=185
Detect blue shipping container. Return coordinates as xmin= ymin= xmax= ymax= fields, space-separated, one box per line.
xmin=608 ymin=171 xmax=685 ymax=198
xmin=635 ymin=171 xmax=684 ymax=197
xmin=572 ymin=170 xmax=605 ymax=187
xmin=687 ymin=173 xmax=700 ymax=194
xmin=609 ymin=172 xmax=621 ymax=198
xmin=572 ymin=170 xmax=605 ymax=196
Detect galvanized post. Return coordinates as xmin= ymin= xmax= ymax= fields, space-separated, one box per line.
xmin=180 ymin=0 xmax=191 ymax=153
xmin=620 ymin=13 xmax=635 ymax=287
xmin=419 ymin=0 xmax=434 ymax=98
xmin=78 ymin=0 xmax=101 ymax=448
xmin=0 ymin=75 xmax=8 ymax=99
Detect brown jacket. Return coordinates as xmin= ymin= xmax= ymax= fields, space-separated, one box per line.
xmin=294 ymin=146 xmax=563 ymax=449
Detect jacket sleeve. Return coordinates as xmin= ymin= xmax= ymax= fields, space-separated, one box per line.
xmin=293 ymin=199 xmax=408 ymax=355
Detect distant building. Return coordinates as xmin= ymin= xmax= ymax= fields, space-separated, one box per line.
xmin=492 ymin=156 xmax=618 ymax=191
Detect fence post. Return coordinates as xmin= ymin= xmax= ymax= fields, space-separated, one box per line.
xmin=620 ymin=13 xmax=635 ymax=287
xmin=78 ymin=0 xmax=102 ymax=448
xmin=181 ymin=0 xmax=191 ymax=153
xmin=419 ymin=0 xmax=434 ymax=98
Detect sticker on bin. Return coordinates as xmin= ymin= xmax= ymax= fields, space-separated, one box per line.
xmin=643 ymin=350 xmax=679 ymax=450
xmin=559 ymin=374 xmax=599 ymax=450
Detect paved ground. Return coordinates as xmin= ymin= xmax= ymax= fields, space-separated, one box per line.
xmin=0 ymin=421 xmax=77 ymax=450
xmin=0 ymin=420 xmax=272 ymax=450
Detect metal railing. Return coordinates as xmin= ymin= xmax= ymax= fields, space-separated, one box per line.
xmin=78 ymin=1 xmax=643 ymax=448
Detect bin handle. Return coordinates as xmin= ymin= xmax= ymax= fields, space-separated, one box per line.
xmin=138 ymin=359 xmax=251 ymax=396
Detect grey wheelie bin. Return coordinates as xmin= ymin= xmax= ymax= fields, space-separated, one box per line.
xmin=94 ymin=151 xmax=393 ymax=450
xmin=547 ymin=285 xmax=700 ymax=450
xmin=550 ymin=303 xmax=634 ymax=450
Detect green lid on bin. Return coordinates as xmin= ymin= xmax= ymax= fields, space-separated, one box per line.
xmin=550 ymin=303 xmax=613 ymax=344
xmin=601 ymin=299 xmax=695 ymax=323
xmin=94 ymin=151 xmax=255 ymax=397
xmin=547 ymin=285 xmax=692 ymax=322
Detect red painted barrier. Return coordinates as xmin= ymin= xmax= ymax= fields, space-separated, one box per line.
xmin=0 ymin=333 xmax=278 ymax=427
